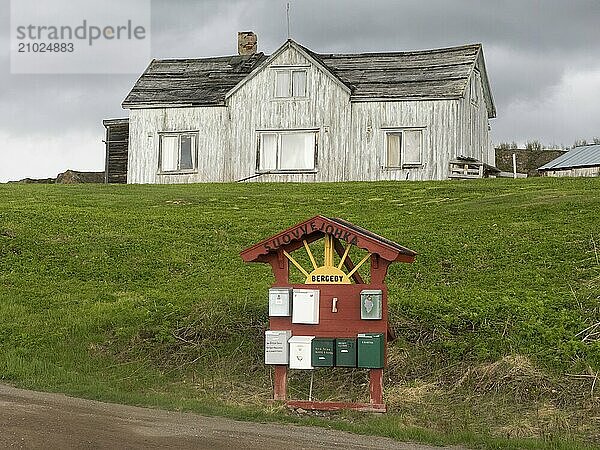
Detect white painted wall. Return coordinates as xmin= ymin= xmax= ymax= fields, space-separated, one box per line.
xmin=127 ymin=44 xmax=493 ymax=184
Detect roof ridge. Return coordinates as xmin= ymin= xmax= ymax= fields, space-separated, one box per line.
xmin=313 ymin=43 xmax=482 ymax=59
xmin=152 ymin=53 xmax=266 ymax=63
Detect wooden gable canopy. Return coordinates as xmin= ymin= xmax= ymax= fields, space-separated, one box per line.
xmin=241 ymin=216 xmax=416 ymax=284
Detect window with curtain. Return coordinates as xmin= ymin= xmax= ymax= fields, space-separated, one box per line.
xmin=274 ymin=69 xmax=307 ymax=98
xmin=159 ymin=132 xmax=198 ymax=173
xmin=258 ymin=131 xmax=317 ymax=171
xmin=385 ymin=129 xmax=423 ymax=168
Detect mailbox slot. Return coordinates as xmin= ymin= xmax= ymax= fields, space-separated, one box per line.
xmin=264 ymin=330 xmax=291 ymax=365
xmin=269 ymin=288 xmax=292 ymax=317
xmin=335 ymin=338 xmax=357 ymax=367
xmin=311 ymin=338 xmax=335 ymax=367
xmin=292 ymin=289 xmax=320 ymax=324
xmin=360 ymin=290 xmax=383 ymax=320
xmin=357 ymin=333 xmax=385 ymax=368
xmin=288 ymin=335 xmax=315 ymax=370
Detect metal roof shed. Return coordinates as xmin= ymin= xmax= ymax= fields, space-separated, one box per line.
xmin=538 ymin=145 xmax=600 ymax=177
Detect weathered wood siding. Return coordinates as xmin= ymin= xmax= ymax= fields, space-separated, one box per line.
xmin=128 ymin=107 xmax=229 ymax=184
xmin=349 ymin=100 xmax=459 ymax=181
xmin=127 ymin=46 xmax=492 ymax=183
xmin=458 ymin=67 xmax=493 ymax=165
xmin=540 ymin=167 xmax=600 ymax=177
xmin=227 ymin=46 xmax=351 ymax=183
xmin=103 ymin=119 xmax=129 ymax=184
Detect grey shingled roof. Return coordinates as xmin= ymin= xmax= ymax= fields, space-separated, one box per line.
xmin=123 ymin=41 xmax=489 ymax=111
xmin=538 ymin=145 xmax=600 ymax=170
xmin=304 ymin=43 xmax=481 ymax=100
xmin=122 ymin=53 xmax=267 ymax=108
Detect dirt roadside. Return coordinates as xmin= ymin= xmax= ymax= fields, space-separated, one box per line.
xmin=0 ymin=384 xmax=461 ymax=449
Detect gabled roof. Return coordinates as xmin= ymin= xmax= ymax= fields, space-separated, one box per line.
xmin=538 ymin=145 xmax=600 ymax=171
xmin=122 ymin=53 xmax=267 ymax=108
xmin=303 ymin=43 xmax=482 ymax=97
xmin=240 ymin=215 xmax=416 ymax=264
xmin=225 ymin=40 xmax=352 ymax=99
xmin=123 ymin=39 xmax=496 ymax=118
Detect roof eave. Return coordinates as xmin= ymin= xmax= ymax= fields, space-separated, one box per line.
xmin=474 ymin=46 xmax=497 ymax=118
xmin=123 ymin=102 xmax=226 ymax=109
xmin=121 ymin=58 xmax=156 ymax=109
xmin=350 ymin=95 xmax=462 ymax=103
xmin=240 ymin=215 xmax=417 ymax=264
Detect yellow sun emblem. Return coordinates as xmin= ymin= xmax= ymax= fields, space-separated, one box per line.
xmin=282 ymin=234 xmax=371 ymax=285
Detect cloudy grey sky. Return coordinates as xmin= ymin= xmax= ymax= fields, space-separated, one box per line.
xmin=1 ymin=0 xmax=599 ymax=182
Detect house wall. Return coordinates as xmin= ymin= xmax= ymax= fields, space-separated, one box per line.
xmin=128 ymin=106 xmax=229 ymax=183
xmin=349 ymin=99 xmax=460 ymax=181
xmin=227 ymin=46 xmax=352 ymax=183
xmin=457 ymin=67 xmax=492 ymax=165
xmin=540 ymin=167 xmax=600 ymax=177
xmin=127 ymin=45 xmax=493 ymax=184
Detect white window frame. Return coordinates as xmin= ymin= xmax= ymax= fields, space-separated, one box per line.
xmin=383 ymin=128 xmax=424 ymax=169
xmin=273 ymin=66 xmax=308 ymax=99
xmin=256 ymin=130 xmax=318 ymax=173
xmin=158 ymin=131 xmax=199 ymax=174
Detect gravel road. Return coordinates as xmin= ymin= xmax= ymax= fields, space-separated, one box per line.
xmin=0 ymin=384 xmax=460 ymax=449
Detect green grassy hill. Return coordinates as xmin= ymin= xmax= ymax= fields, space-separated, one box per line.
xmin=0 ymin=178 xmax=598 ymax=449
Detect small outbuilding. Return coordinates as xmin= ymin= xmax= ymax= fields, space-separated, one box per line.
xmin=103 ymin=118 xmax=129 ymax=184
xmin=538 ymin=144 xmax=600 ymax=177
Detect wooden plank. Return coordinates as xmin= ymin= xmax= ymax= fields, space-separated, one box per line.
xmin=333 ymin=239 xmax=364 ymax=284
xmin=274 ymin=366 xmax=287 ymax=400
xmin=268 ymin=284 xmax=388 ymax=340
xmin=285 ymin=400 xmax=386 ymax=413
xmin=370 ymin=369 xmax=384 ymax=405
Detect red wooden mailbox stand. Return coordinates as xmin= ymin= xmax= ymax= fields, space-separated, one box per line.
xmin=241 ymin=216 xmax=416 ymax=412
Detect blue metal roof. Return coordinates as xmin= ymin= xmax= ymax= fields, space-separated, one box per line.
xmin=538 ymin=145 xmax=600 ymax=170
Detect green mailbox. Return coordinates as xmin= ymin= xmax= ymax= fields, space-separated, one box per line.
xmin=311 ymin=338 xmax=335 ymax=367
xmin=335 ymin=338 xmax=357 ymax=367
xmin=357 ymin=333 xmax=385 ymax=368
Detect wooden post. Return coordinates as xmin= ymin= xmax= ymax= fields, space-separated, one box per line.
xmin=274 ymin=365 xmax=287 ymax=400
xmin=369 ymin=369 xmax=384 ymax=405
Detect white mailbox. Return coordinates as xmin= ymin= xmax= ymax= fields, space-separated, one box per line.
xmin=292 ymin=289 xmax=320 ymax=324
xmin=288 ymin=336 xmax=315 ymax=370
xmin=264 ymin=330 xmax=291 ymax=365
xmin=269 ymin=288 xmax=292 ymax=317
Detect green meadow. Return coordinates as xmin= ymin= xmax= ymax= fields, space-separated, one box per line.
xmin=0 ymin=178 xmax=598 ymax=449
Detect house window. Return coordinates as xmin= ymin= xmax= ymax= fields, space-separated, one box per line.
xmin=258 ymin=131 xmax=317 ymax=172
xmin=385 ymin=129 xmax=423 ymax=168
xmin=159 ymin=132 xmax=198 ymax=173
xmin=274 ymin=69 xmax=307 ymax=98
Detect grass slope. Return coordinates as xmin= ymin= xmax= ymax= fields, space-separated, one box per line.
xmin=0 ymin=178 xmax=599 ymax=449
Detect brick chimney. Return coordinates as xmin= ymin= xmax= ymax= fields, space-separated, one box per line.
xmin=238 ymin=31 xmax=257 ymax=56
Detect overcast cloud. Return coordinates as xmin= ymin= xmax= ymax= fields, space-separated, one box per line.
xmin=1 ymin=0 xmax=599 ymax=182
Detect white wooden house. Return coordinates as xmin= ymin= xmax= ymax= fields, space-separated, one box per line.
xmin=121 ymin=36 xmax=496 ymax=183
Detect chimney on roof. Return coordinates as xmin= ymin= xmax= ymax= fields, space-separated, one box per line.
xmin=238 ymin=31 xmax=257 ymax=56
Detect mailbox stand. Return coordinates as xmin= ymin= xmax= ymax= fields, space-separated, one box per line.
xmin=241 ymin=215 xmax=416 ymax=412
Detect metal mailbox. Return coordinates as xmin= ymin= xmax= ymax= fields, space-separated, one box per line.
xmin=241 ymin=215 xmax=417 ymax=411
xmin=357 ymin=333 xmax=385 ymax=368
xmin=264 ymin=330 xmax=291 ymax=365
xmin=311 ymin=338 xmax=335 ymax=367
xmin=335 ymin=338 xmax=357 ymax=367
xmin=360 ymin=290 xmax=383 ymax=320
xmin=292 ymin=289 xmax=320 ymax=324
xmin=269 ymin=288 xmax=292 ymax=317
xmin=288 ymin=335 xmax=315 ymax=370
